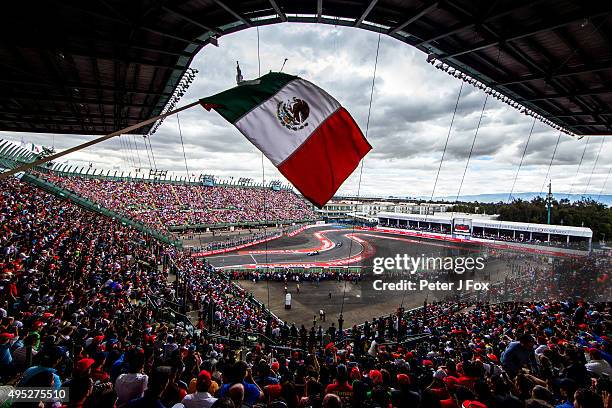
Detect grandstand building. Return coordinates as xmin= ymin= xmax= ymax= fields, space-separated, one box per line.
xmin=378 ymin=211 xmax=593 ymax=250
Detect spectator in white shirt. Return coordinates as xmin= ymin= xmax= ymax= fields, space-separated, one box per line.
xmin=115 ymin=349 xmax=148 ymax=408
xmin=585 ymin=349 xmax=612 ymax=377
xmin=180 ymin=370 xmax=217 ymax=408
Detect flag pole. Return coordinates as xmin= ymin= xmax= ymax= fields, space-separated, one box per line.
xmin=0 ymin=100 xmax=202 ymax=180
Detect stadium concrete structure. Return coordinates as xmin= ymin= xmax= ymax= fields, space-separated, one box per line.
xmin=1 ymin=1 xmax=611 ymax=137
xmin=316 ymin=199 xmax=452 ymax=221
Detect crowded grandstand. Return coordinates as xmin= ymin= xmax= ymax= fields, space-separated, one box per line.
xmin=2 ymin=1 xmax=612 ymax=407
xmin=1 ymin=174 xmax=611 ymax=408
xmin=41 ymin=173 xmax=317 ymax=233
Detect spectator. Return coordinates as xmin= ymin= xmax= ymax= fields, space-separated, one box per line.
xmin=128 ymin=366 xmax=171 ymax=408
xmin=501 ymin=334 xmax=536 ymax=377
xmin=182 ymin=370 xmax=217 ymax=408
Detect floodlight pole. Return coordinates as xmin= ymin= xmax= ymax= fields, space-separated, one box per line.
xmin=546 ymin=181 xmax=553 ymax=225
xmin=0 ymin=100 xmax=202 ymax=180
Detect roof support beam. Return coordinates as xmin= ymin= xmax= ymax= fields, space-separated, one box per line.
xmin=417 ymin=0 xmax=553 ymax=46
xmin=140 ymin=27 xmax=207 ymax=46
xmin=354 ymin=0 xmax=378 ymax=27
xmin=41 ymin=50 xmax=88 ymax=131
xmin=0 ymin=94 xmax=151 ymax=108
xmin=3 ymin=118 xmax=120 ymax=128
xmin=521 ymin=88 xmax=612 ymax=102
xmin=567 ymin=123 xmax=612 ymax=128
xmin=213 ymin=0 xmax=252 ymax=27
xmin=90 ymin=54 xmax=108 ymax=130
xmin=439 ymin=8 xmax=612 ymax=59
xmin=317 ymin=0 xmax=323 ymax=22
xmin=13 ymin=36 xmax=191 ymax=58
xmin=551 ymin=112 xmax=612 ymax=118
xmin=268 ymin=0 xmax=287 ymax=22
xmin=0 ymin=79 xmax=172 ymax=96
xmin=0 ymin=111 xmax=143 ymax=121
xmin=416 ymin=21 xmax=475 ymax=46
xmin=514 ymin=35 xmax=611 ymax=128
xmin=497 ymin=40 xmax=581 ymax=117
xmin=389 ymin=2 xmax=439 ymax=35
xmin=161 ymin=6 xmax=222 ymax=35
xmin=496 ymin=60 xmax=612 ymax=86
xmin=70 ymin=54 xmax=184 ymax=71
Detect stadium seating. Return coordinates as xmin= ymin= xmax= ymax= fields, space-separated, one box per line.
xmin=1 ymin=177 xmax=610 ymax=408
xmin=42 ymin=173 xmax=317 ymax=232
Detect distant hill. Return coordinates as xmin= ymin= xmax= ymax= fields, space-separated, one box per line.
xmin=337 ymin=192 xmax=612 ymax=206
xmin=430 ymin=192 xmax=612 ymax=205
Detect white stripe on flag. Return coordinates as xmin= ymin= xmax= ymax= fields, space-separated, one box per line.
xmin=235 ymin=78 xmax=340 ymax=166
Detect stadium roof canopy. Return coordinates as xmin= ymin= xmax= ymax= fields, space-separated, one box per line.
xmin=1 ymin=1 xmax=611 ymax=136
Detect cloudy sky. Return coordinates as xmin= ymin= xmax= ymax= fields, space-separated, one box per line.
xmin=2 ymin=24 xmax=611 ymax=199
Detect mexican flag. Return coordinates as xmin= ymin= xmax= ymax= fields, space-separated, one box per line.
xmin=199 ymin=72 xmax=372 ymax=207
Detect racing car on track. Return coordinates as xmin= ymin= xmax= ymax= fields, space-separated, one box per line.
xmin=307 ymin=250 xmax=319 ymax=256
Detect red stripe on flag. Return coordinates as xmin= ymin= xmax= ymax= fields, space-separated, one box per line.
xmin=278 ymin=107 xmax=371 ymax=208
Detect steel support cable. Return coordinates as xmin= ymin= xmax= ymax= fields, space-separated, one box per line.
xmin=121 ymin=129 xmax=137 ymax=169
xmin=584 ymin=137 xmax=605 ymax=195
xmin=132 ymin=134 xmax=143 ymax=169
xmin=421 ymin=81 xmax=464 ymax=235
xmin=597 ymin=164 xmax=612 ymax=202
xmin=507 ymin=118 xmax=537 ymax=203
xmin=442 ymin=31 xmax=492 ymax=213
xmin=341 ymin=33 xmax=381 ymax=319
xmin=495 ymin=118 xmax=536 ymax=234
xmin=455 ymin=92 xmax=490 ymax=203
xmin=119 ymin=135 xmax=133 ymax=170
xmin=539 ymin=131 xmax=562 ymax=196
xmin=430 ymin=82 xmax=464 ymax=203
xmin=568 ymin=137 xmax=590 ymax=198
xmin=176 ymin=112 xmax=193 ymax=231
xmin=116 ymin=135 xmax=126 ymax=167
xmin=125 ymin=131 xmax=137 ymax=169
xmin=177 ymin=113 xmax=190 ymax=177
xmin=143 ymin=136 xmax=153 ymax=169
xmin=147 ymin=136 xmax=158 ymax=170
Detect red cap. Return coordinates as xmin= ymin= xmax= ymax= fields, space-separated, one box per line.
xmin=423 ymin=359 xmax=434 ymax=367
xmin=369 ymin=369 xmax=383 ymax=385
xmin=0 ymin=333 xmax=15 ymax=340
xmin=271 ymin=361 xmax=280 ymax=371
xmin=588 ymin=348 xmax=602 ymax=359
xmin=198 ymin=370 xmax=211 ymax=383
xmin=462 ymin=401 xmax=487 ymax=408
xmin=76 ymin=358 xmax=95 ymax=372
xmin=397 ymin=373 xmax=411 ymax=385
xmin=350 ymin=367 xmax=361 ymax=380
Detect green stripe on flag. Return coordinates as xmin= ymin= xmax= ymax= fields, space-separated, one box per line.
xmin=199 ymin=72 xmax=297 ymax=123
